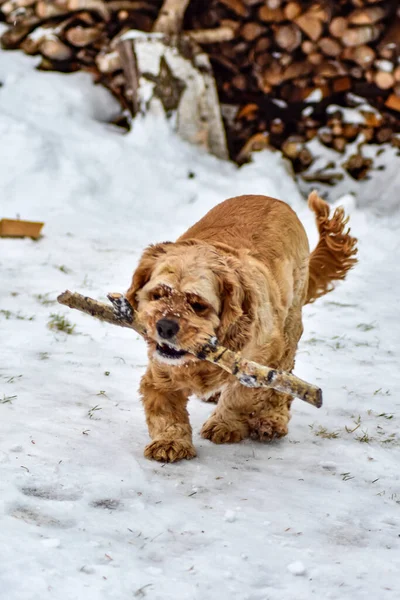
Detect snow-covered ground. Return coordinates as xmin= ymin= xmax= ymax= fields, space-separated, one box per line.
xmin=1 ymin=46 xmax=400 ymax=600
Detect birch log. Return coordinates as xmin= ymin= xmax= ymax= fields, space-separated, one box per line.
xmin=57 ymin=290 xmax=323 ymax=408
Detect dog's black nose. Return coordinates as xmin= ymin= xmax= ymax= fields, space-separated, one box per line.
xmin=156 ymin=318 xmax=179 ymax=340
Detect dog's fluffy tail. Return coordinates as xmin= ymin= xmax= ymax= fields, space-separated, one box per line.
xmin=306 ymin=191 xmax=358 ymax=305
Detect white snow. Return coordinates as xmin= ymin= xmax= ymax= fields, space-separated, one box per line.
xmin=287 ymin=561 xmax=307 ymax=576
xmin=224 ymin=510 xmax=237 ymax=523
xmin=304 ymin=88 xmax=323 ymax=103
xmin=1 ymin=45 xmax=400 ymax=600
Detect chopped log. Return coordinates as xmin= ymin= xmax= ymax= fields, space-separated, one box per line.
xmin=95 ymin=50 xmax=122 ymax=73
xmin=283 ymin=1 xmax=301 ymax=20
xmin=374 ymin=70 xmax=395 ymax=89
xmin=348 ymin=5 xmax=387 ymax=25
xmin=308 ymin=0 xmax=333 ymax=22
xmin=106 ymin=1 xmax=158 ymax=12
xmin=377 ymin=16 xmax=400 ymax=59
xmin=301 ymin=40 xmax=316 ymax=54
xmin=188 ymin=26 xmax=236 ymax=44
xmin=316 ymin=60 xmax=344 ymax=79
xmin=236 ymin=103 xmax=258 ymax=120
xmin=236 ymin=131 xmax=270 ymax=162
xmin=318 ymin=127 xmax=333 ymax=146
xmin=36 ymin=0 xmax=109 ymax=20
xmin=342 ymin=25 xmax=382 ymax=47
xmin=332 ymin=136 xmax=347 ymax=152
xmin=35 ymin=0 xmax=66 ymax=18
xmin=341 ymin=44 xmax=375 ymax=67
xmin=386 ymin=94 xmax=400 ymax=111
xmin=252 ymin=35 xmax=271 ymax=54
xmin=240 ymin=21 xmax=266 ymax=41
xmin=258 ymin=5 xmax=284 ymax=22
xmin=343 ymin=153 xmax=373 ymax=179
xmin=273 ymin=23 xmax=302 ymax=52
xmin=232 ymin=73 xmax=247 ymax=90
xmin=281 ymin=60 xmax=313 ymax=81
xmin=281 ymin=135 xmax=305 ymax=159
xmin=260 ymin=59 xmax=284 ymax=86
xmin=298 ymin=147 xmax=313 ymax=167
xmin=270 ymin=118 xmax=284 ymax=134
xmin=219 ymin=0 xmax=248 ymax=17
xmin=308 ymin=51 xmax=323 ymax=65
xmin=375 ymin=126 xmax=393 ymax=143
xmin=318 ymin=37 xmax=342 ymax=57
xmin=329 ymin=16 xmax=348 ymax=38
xmin=294 ymin=13 xmax=323 ymax=42
xmin=1 ymin=0 xmax=35 ymax=17
xmin=350 ymin=0 xmax=385 ymax=5
xmin=1 ymin=17 xmax=40 ymax=48
xmin=361 ymin=109 xmax=382 ymax=127
xmin=332 ymin=75 xmax=352 ymax=92
xmin=40 ymin=37 xmax=73 ymax=61
xmin=57 ymin=290 xmax=323 ymax=407
xmin=392 ymin=135 xmax=400 ymax=148
xmin=65 ymin=25 xmax=103 ymax=47
xmin=341 ymin=123 xmax=360 ymax=141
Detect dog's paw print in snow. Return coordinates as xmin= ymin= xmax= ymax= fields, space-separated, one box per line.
xmin=20 ymin=485 xmax=81 ymax=502
xmin=90 ymin=498 xmax=121 ymax=511
xmin=9 ymin=505 xmax=75 ymax=529
xmin=7 ymin=484 xmax=83 ymax=528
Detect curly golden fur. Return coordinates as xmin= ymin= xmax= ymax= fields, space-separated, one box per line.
xmin=126 ymin=192 xmax=357 ymax=462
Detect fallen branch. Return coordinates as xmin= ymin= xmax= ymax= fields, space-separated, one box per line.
xmin=57 ymin=290 xmax=323 ymax=408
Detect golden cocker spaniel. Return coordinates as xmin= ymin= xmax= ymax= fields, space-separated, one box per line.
xmin=126 ymin=192 xmax=357 ymax=462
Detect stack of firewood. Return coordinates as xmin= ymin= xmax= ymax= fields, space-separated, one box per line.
xmin=1 ymin=0 xmax=399 ymax=182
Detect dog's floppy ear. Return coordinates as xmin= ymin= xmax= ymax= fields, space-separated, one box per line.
xmin=217 ymin=255 xmax=254 ymax=346
xmin=126 ymin=242 xmax=171 ymax=309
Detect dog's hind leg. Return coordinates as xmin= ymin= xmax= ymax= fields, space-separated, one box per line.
xmin=201 ymin=307 xmax=303 ymax=445
xmin=200 ymin=382 xmax=268 ymax=444
xmin=248 ymin=391 xmax=293 ymax=441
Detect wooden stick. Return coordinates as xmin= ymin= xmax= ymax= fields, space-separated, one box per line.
xmin=187 ymin=26 xmax=235 ymax=45
xmin=57 ymin=290 xmax=323 ymax=408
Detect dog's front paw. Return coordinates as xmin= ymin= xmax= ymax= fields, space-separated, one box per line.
xmin=144 ymin=438 xmax=197 ymax=462
xmin=250 ymin=416 xmax=288 ymax=442
xmin=201 ymin=416 xmax=247 ymax=444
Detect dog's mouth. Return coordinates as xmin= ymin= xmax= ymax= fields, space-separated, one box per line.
xmin=155 ymin=343 xmax=188 ymax=360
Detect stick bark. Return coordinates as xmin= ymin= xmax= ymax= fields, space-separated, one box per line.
xmin=57 ymin=290 xmax=323 ymax=408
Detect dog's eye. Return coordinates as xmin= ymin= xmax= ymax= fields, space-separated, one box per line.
xmin=150 ymin=292 xmax=162 ymax=301
xmin=191 ymin=302 xmax=208 ymax=314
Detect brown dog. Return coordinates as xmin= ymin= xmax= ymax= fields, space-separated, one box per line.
xmin=126 ymin=192 xmax=357 ymax=462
